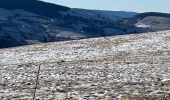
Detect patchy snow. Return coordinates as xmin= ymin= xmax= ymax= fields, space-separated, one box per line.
xmin=135 ymin=23 xmax=151 ymax=28
xmin=162 ymin=74 xmax=170 ymax=82
xmin=0 ymin=30 xmax=170 ymax=99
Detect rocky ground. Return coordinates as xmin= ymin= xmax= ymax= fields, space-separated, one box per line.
xmin=0 ymin=30 xmax=170 ymax=100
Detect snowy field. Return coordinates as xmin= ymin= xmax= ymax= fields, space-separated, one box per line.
xmin=0 ymin=30 xmax=170 ymax=99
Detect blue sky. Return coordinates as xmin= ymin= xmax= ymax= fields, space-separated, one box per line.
xmin=42 ymin=0 xmax=170 ymax=13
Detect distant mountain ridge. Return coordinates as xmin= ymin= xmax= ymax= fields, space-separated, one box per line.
xmin=134 ymin=12 xmax=170 ymax=19
xmin=0 ymin=0 xmax=170 ymax=48
xmin=67 ymin=8 xmax=137 ymax=20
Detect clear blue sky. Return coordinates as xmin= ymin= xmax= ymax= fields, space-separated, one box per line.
xmin=42 ymin=0 xmax=170 ymax=13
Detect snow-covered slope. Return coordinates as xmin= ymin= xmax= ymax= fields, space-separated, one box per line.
xmin=135 ymin=16 xmax=170 ymax=30
xmin=0 ymin=30 xmax=170 ymax=99
xmin=129 ymin=12 xmax=170 ymax=31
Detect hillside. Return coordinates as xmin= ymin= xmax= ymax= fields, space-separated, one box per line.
xmin=0 ymin=7 xmax=141 ymax=48
xmin=127 ymin=12 xmax=170 ymax=31
xmin=2 ymin=1 xmax=170 ymax=49
xmin=0 ymin=0 xmax=146 ymax=48
xmin=0 ymin=0 xmax=70 ymax=18
xmin=0 ymin=30 xmax=170 ymax=99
